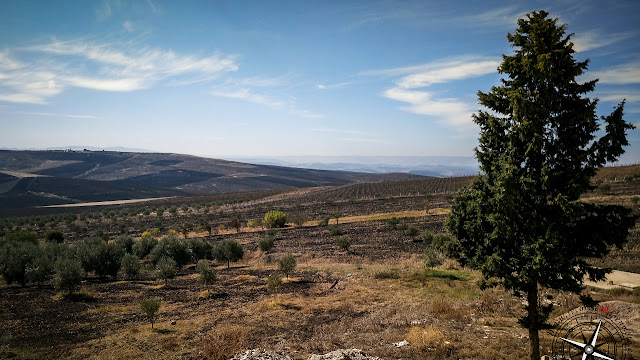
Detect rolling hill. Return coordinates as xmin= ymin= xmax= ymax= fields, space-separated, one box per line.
xmin=0 ymin=150 xmax=424 ymax=211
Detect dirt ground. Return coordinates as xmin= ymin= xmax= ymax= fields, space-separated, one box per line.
xmin=1 ymin=218 xmax=639 ymax=360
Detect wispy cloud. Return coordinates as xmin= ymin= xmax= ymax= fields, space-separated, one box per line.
xmin=339 ymin=137 xmax=390 ymax=144
xmin=15 ymin=111 xmax=99 ymax=119
xmin=571 ymin=31 xmax=635 ymax=53
xmin=311 ymin=128 xmax=365 ymax=135
xmin=211 ymin=78 xmax=323 ymax=119
xmin=369 ymin=56 xmax=499 ymax=131
xmin=588 ymin=61 xmax=640 ymax=85
xmin=317 ymin=81 xmax=352 ymax=90
xmin=0 ymin=39 xmax=238 ymax=104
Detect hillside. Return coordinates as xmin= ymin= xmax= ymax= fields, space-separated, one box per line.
xmin=0 ymin=150 xmax=424 ymax=211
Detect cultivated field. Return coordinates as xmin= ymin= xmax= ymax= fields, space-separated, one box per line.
xmin=1 ymin=166 xmax=639 ymax=359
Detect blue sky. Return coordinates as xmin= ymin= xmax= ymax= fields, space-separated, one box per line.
xmin=1 ymin=0 xmax=638 ymax=163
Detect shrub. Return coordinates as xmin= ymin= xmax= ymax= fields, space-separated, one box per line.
xmin=133 ymin=236 xmax=158 ymax=259
xmin=45 ymin=229 xmax=65 ymax=243
xmin=259 ymin=236 xmax=275 ymax=252
xmin=266 ymin=228 xmax=277 ymax=236
xmin=53 ymin=257 xmax=85 ymax=295
xmin=423 ymin=247 xmax=443 ymax=269
xmin=387 ymin=217 xmax=400 ymax=228
xmin=0 ymin=241 xmax=38 ymax=286
xmin=140 ymin=297 xmax=161 ymax=329
xmin=114 ymin=235 xmax=135 ymax=254
xmin=94 ymin=242 xmax=125 ymax=280
xmin=329 ymin=225 xmax=343 ymax=236
xmin=631 ymin=196 xmax=639 ymax=204
xmin=142 ymin=228 xmax=161 ymax=238
xmin=246 ymin=219 xmax=261 ymax=228
xmin=187 ymin=238 xmax=213 ymax=262
xmin=196 ymin=260 xmax=217 ymax=290
xmin=420 ymin=230 xmax=435 ymax=244
xmin=121 ymin=254 xmax=141 ymax=280
xmin=156 ymin=256 xmax=177 ymax=286
xmin=263 ymin=210 xmax=287 ymax=228
xmin=228 ymin=215 xmax=242 ymax=233
xmin=432 ymin=233 xmax=452 ymax=250
xmin=149 ymin=236 xmax=191 ymax=268
xmin=289 ymin=212 xmax=308 ymax=227
xmin=26 ymin=247 xmax=55 ymax=284
xmin=405 ymin=226 xmax=419 ymax=236
xmin=73 ymin=237 xmax=102 ymax=273
xmin=337 ymin=235 xmax=351 ymax=252
xmin=396 ymin=222 xmax=408 ymax=231
xmin=266 ymin=273 xmax=282 ymax=297
xmin=2 ymin=231 xmax=38 ymax=245
xmin=279 ymin=253 xmax=296 ymax=279
xmin=214 ymin=239 xmax=244 ymax=268
xmin=317 ymin=216 xmax=330 ymax=226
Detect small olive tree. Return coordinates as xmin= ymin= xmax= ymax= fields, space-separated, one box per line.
xmin=279 ymin=253 xmax=296 ymax=280
xmin=156 ymin=256 xmax=177 ymax=286
xmin=214 ymin=239 xmax=244 ymax=268
xmin=266 ymin=273 xmax=283 ymax=298
xmin=140 ymin=297 xmax=161 ymax=329
xmin=196 ymin=260 xmax=217 ymax=290
xmin=53 ymin=258 xmax=85 ymax=295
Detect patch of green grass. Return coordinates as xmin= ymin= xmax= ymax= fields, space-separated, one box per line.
xmin=426 ymin=269 xmax=470 ymax=281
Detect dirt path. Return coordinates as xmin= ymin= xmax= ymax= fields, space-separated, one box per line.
xmin=39 ymin=196 xmax=176 ymax=208
xmin=584 ymin=270 xmax=640 ymax=289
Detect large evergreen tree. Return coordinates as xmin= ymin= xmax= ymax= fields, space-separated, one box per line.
xmin=445 ymin=11 xmax=637 ymax=360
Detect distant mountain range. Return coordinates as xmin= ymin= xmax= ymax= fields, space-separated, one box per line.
xmin=0 ymin=150 xmax=424 ymax=211
xmin=225 ymin=156 xmax=479 ymax=177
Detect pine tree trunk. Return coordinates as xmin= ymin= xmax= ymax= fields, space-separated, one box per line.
xmin=528 ymin=282 xmax=540 ymax=360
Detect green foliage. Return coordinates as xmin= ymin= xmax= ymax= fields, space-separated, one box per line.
xmin=278 ymin=253 xmax=296 ymax=279
xmin=213 ymin=239 xmax=244 ymax=268
xmin=337 ymin=235 xmax=351 ymax=252
xmin=266 ymin=229 xmax=277 ymax=236
xmin=94 ymin=242 xmax=125 ymax=280
xmin=155 ymin=256 xmax=177 ymax=286
xmin=405 ymin=226 xmax=419 ymax=237
xmin=246 ymin=219 xmax=261 ymax=228
xmin=186 ymin=238 xmax=213 ymax=262
xmin=387 ymin=217 xmax=399 ymax=228
xmin=133 ymin=236 xmax=158 ymax=259
xmin=44 ymin=229 xmax=65 ymax=243
xmin=228 ymin=215 xmax=242 ymax=232
xmin=317 ymin=216 xmax=330 ymax=226
xmin=259 ymin=236 xmax=275 ymax=252
xmin=420 ymin=230 xmax=434 ymax=244
xmin=263 ymin=210 xmax=287 ymax=228
xmin=329 ymin=225 xmax=343 ymax=236
xmin=395 ymin=222 xmax=408 ymax=231
xmin=149 ymin=236 xmax=191 ymax=268
xmin=2 ymin=231 xmax=38 ymax=245
xmin=444 ymin=11 xmax=638 ymax=359
xmin=140 ymin=297 xmax=161 ymax=329
xmin=121 ymin=253 xmax=141 ymax=280
xmin=266 ymin=273 xmax=282 ymax=296
xmin=53 ymin=257 xmax=85 ymax=295
xmin=73 ymin=237 xmax=102 ymax=273
xmin=26 ymin=246 xmax=55 ymax=284
xmin=0 ymin=241 xmax=38 ymax=286
xmin=631 ymin=196 xmax=639 ymax=204
xmin=196 ymin=260 xmax=217 ymax=290
xmin=431 ymin=233 xmax=451 ymax=250
xmin=423 ymin=247 xmax=443 ymax=269
xmin=114 ymin=235 xmax=135 ymax=254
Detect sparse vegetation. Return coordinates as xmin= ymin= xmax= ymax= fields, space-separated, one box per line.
xmin=337 ymin=235 xmax=351 ymax=252
xmin=278 ymin=253 xmax=296 ymax=279
xmin=263 ymin=210 xmax=287 ymax=228
xmin=196 ymin=260 xmax=217 ymax=290
xmin=140 ymin=297 xmax=161 ymax=329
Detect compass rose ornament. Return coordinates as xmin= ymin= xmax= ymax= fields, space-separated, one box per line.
xmin=550 ymin=307 xmax=630 ymax=360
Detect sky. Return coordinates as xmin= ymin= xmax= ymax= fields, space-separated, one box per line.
xmin=0 ymin=0 xmax=639 ymax=163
